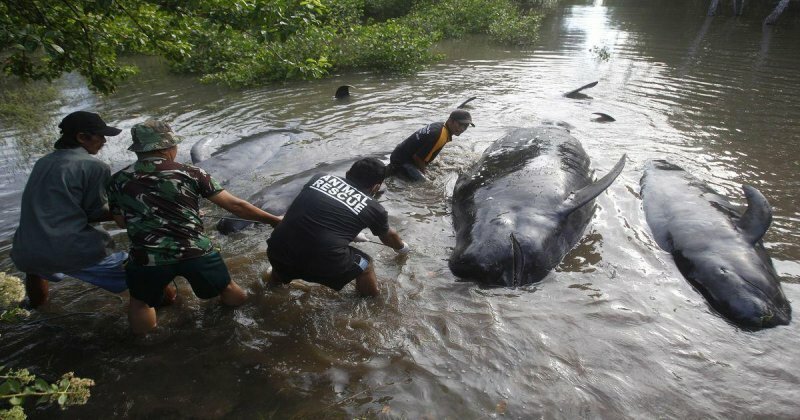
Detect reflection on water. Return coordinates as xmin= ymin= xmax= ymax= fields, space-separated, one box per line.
xmin=2 ymin=0 xmax=800 ymax=417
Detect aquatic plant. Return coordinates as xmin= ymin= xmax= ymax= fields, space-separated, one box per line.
xmin=0 ymin=273 xmax=94 ymax=419
xmin=590 ymin=45 xmax=611 ymax=61
xmin=0 ymin=367 xmax=95 ymax=419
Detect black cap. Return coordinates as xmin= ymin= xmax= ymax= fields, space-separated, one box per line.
xmin=449 ymin=109 xmax=475 ymax=127
xmin=55 ymin=111 xmax=122 ymax=148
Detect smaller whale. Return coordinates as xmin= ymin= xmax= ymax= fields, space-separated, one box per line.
xmin=216 ymin=156 xmax=377 ymax=234
xmin=640 ymin=160 xmax=791 ymax=329
xmin=449 ymin=126 xmax=625 ymax=286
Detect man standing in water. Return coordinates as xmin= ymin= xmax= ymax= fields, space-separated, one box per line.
xmin=266 ymin=157 xmax=408 ymax=296
xmin=11 ymin=111 xmax=129 ymax=308
xmin=389 ymin=109 xmax=474 ymax=181
xmin=108 ymin=119 xmax=282 ymax=334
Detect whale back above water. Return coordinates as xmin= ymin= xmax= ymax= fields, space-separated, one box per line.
xmin=449 ymin=126 xmax=625 ymax=286
xmin=640 ymin=159 xmax=791 ymax=329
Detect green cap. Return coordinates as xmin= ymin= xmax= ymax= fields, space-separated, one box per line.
xmin=129 ymin=119 xmax=183 ymax=152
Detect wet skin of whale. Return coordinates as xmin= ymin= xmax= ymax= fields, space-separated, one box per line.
xmin=216 ymin=157 xmax=367 ymax=234
xmin=449 ymin=126 xmax=626 ymax=286
xmin=640 ymin=160 xmax=791 ymax=329
xmin=191 ymin=129 xmax=300 ymax=186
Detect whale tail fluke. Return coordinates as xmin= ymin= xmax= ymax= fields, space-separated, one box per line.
xmin=738 ymin=184 xmax=772 ymax=244
xmin=558 ymin=154 xmax=626 ymax=216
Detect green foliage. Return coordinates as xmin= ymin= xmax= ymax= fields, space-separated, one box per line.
xmin=364 ymin=0 xmax=415 ymax=21
xmin=0 ymin=273 xmax=93 ymax=419
xmin=1 ymin=0 xmax=555 ymax=92
xmin=402 ymin=0 xmax=543 ymax=44
xmin=335 ymin=21 xmax=438 ymax=73
xmin=0 ymin=273 xmax=26 ymax=311
xmin=0 ymin=273 xmax=30 ymax=331
xmin=0 ymin=77 xmax=60 ymax=158
xmin=489 ymin=8 xmax=542 ymax=45
xmin=0 ymin=367 xmax=94 ymax=418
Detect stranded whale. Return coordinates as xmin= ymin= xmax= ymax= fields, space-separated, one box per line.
xmin=640 ymin=160 xmax=791 ymax=329
xmin=449 ymin=126 xmax=625 ymax=286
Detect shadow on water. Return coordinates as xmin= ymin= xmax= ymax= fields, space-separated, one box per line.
xmin=2 ymin=0 xmax=800 ymax=417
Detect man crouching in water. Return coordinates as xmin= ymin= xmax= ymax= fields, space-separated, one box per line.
xmin=108 ymin=119 xmax=282 ymax=334
xmin=266 ymin=158 xmax=408 ymax=296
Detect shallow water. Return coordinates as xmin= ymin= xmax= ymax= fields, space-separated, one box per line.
xmin=2 ymin=0 xmax=800 ymax=418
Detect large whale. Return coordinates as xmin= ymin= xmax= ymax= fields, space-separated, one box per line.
xmin=192 ymin=129 xmax=300 ymax=185
xmin=448 ymin=126 xmax=626 ymax=286
xmin=216 ymin=156 xmax=370 ymax=234
xmin=640 ymin=160 xmax=791 ymax=329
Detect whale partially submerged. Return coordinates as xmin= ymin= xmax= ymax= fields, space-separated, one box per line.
xmin=216 ymin=156 xmax=369 ymax=234
xmin=641 ymin=160 xmax=791 ymax=329
xmin=449 ymin=126 xmax=626 ymax=286
xmin=192 ymin=129 xmax=300 ymax=184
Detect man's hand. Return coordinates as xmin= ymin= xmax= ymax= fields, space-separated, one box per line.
xmin=395 ymin=241 xmax=411 ymax=255
xmin=353 ymin=232 xmax=369 ymax=243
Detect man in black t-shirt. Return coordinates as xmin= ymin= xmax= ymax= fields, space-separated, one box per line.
xmin=389 ymin=109 xmax=474 ymax=181
xmin=266 ymin=158 xmax=408 ymax=296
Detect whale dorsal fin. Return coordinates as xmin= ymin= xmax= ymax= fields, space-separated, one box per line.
xmin=738 ymin=184 xmax=772 ymax=244
xmin=558 ymin=154 xmax=626 ymax=216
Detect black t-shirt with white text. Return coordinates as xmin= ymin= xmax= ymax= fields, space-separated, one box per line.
xmin=267 ymin=174 xmax=390 ymax=275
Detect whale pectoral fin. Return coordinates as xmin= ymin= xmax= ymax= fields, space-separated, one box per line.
xmin=737 ymin=184 xmax=772 ymax=244
xmin=558 ymin=154 xmax=626 ymax=216
xmin=564 ymin=81 xmax=599 ymax=98
xmin=456 ymin=96 xmax=478 ymax=109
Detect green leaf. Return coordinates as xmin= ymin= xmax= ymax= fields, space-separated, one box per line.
xmin=48 ymin=43 xmax=65 ymax=54
xmin=7 ymin=379 xmax=21 ymax=393
xmin=9 ymin=396 xmax=23 ymax=406
xmin=34 ymin=378 xmax=49 ymax=392
xmin=0 ymin=381 xmax=11 ymax=394
xmin=57 ymin=393 xmax=67 ymax=406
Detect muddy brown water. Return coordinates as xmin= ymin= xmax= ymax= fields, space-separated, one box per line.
xmin=2 ymin=1 xmax=799 ymax=417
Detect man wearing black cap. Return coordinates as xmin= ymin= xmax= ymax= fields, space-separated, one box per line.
xmin=389 ymin=109 xmax=474 ymax=182
xmin=10 ymin=111 xmax=130 ymax=307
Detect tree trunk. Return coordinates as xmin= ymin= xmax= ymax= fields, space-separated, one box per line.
xmin=764 ymin=0 xmax=790 ymax=25
xmin=707 ymin=0 xmax=720 ymax=16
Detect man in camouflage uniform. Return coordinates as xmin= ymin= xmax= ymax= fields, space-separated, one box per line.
xmin=108 ymin=119 xmax=282 ymax=335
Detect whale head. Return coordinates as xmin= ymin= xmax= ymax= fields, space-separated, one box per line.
xmin=674 ymin=246 xmax=791 ymax=329
xmin=449 ymin=221 xmax=563 ymax=287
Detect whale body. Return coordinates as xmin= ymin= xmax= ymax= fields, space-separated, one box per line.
xmin=192 ymin=129 xmax=300 ymax=185
xmin=216 ymin=156 xmax=370 ymax=234
xmin=640 ymin=160 xmax=791 ymax=329
xmin=449 ymin=126 xmax=625 ymax=286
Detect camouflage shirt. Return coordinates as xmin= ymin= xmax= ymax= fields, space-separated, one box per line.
xmin=107 ymin=157 xmax=223 ymax=266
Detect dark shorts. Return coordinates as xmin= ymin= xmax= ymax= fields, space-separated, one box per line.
xmin=125 ymin=251 xmax=231 ymax=307
xmin=267 ymin=247 xmax=371 ymax=291
xmin=388 ymin=162 xmax=425 ymax=182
